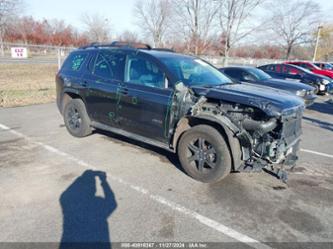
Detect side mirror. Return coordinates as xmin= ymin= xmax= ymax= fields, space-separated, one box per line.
xmin=164 ymin=77 xmax=169 ymax=89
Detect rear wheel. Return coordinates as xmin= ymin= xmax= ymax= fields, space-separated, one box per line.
xmin=64 ymin=99 xmax=92 ymax=137
xmin=177 ymin=125 xmax=232 ymax=183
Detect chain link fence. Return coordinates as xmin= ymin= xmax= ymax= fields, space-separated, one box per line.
xmin=0 ymin=43 xmax=75 ymax=69
xmin=0 ymin=42 xmax=285 ymax=69
xmin=202 ymin=55 xmax=284 ymax=68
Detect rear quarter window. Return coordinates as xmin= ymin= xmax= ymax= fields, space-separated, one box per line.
xmin=61 ymin=52 xmax=89 ymax=72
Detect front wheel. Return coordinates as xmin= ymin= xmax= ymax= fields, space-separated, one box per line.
xmin=177 ymin=125 xmax=232 ymax=183
xmin=63 ymin=99 xmax=92 ymax=137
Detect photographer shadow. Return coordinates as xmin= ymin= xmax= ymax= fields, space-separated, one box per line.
xmin=59 ymin=170 xmax=117 ymax=249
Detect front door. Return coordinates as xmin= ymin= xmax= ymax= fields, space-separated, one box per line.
xmin=117 ymin=55 xmax=174 ymax=143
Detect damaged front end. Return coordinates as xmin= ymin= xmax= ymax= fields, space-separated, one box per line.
xmin=172 ymin=82 xmax=304 ymax=182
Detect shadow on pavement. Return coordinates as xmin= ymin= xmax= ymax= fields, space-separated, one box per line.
xmin=59 ymin=170 xmax=117 ymax=249
xmin=307 ymin=101 xmax=333 ymax=115
xmin=303 ymin=116 xmax=333 ymax=132
xmin=94 ymin=129 xmax=184 ymax=173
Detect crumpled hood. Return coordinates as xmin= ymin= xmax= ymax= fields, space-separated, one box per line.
xmin=191 ymin=83 xmax=305 ymax=117
xmin=261 ymin=78 xmax=315 ymax=92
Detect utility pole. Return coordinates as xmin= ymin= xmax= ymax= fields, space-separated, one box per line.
xmin=313 ymin=25 xmax=323 ymax=62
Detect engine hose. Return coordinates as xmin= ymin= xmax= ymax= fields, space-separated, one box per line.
xmin=242 ymin=118 xmax=277 ymax=134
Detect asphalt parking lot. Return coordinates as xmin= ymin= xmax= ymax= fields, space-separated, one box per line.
xmin=0 ymin=96 xmax=333 ymax=249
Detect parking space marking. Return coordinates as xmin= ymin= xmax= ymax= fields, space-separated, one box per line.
xmin=0 ymin=123 xmax=272 ymax=249
xmin=300 ymin=149 xmax=333 ymax=159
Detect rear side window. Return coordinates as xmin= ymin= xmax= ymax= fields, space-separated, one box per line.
xmin=62 ymin=52 xmax=88 ymax=72
xmin=223 ymin=68 xmax=242 ymax=80
xmin=93 ymin=51 xmax=126 ymax=81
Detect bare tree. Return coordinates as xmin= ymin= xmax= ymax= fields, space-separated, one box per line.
xmin=117 ymin=30 xmax=141 ymax=43
xmin=81 ymin=13 xmax=111 ymax=43
xmin=171 ymin=0 xmax=219 ymax=55
xmin=0 ymin=0 xmax=22 ymax=56
xmin=216 ymin=0 xmax=264 ymax=65
xmin=267 ymin=0 xmax=321 ymax=59
xmin=134 ymin=0 xmax=171 ymax=47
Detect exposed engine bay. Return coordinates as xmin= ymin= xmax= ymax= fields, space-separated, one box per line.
xmin=173 ymin=83 xmax=304 ymax=182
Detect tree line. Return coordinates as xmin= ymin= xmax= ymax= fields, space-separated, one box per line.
xmin=1 ymin=0 xmax=331 ymax=61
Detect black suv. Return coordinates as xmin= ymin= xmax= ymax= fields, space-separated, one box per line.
xmin=56 ymin=42 xmax=304 ymax=183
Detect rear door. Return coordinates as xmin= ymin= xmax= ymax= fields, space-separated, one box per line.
xmin=117 ymin=54 xmax=173 ymax=143
xmin=83 ymin=50 xmax=126 ymax=126
xmin=57 ymin=51 xmax=90 ymax=112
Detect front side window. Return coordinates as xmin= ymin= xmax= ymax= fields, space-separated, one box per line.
xmin=242 ymin=72 xmax=257 ymax=81
xmin=125 ymin=57 xmax=165 ymax=88
xmin=245 ymin=68 xmax=271 ymax=81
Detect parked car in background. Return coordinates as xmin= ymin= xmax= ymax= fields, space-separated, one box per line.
xmin=314 ymin=62 xmax=333 ymax=71
xmin=258 ymin=63 xmax=332 ymax=95
xmin=328 ymin=83 xmax=333 ymax=104
xmin=286 ymin=61 xmax=333 ymax=79
xmin=219 ymin=66 xmax=316 ymax=107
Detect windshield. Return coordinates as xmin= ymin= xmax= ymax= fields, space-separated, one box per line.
xmin=161 ymin=56 xmax=233 ymax=86
xmin=246 ymin=68 xmax=272 ymax=81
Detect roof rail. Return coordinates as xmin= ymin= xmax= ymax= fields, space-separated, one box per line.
xmin=152 ymin=48 xmax=175 ymax=53
xmin=79 ymin=42 xmax=101 ymax=49
xmin=79 ymin=41 xmax=152 ymax=50
xmin=110 ymin=41 xmax=152 ymax=50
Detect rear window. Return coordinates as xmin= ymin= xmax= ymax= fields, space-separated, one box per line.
xmin=62 ymin=52 xmax=88 ymax=72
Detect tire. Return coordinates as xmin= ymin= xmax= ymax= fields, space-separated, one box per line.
xmin=177 ymin=125 xmax=232 ymax=183
xmin=63 ymin=98 xmax=92 ymax=137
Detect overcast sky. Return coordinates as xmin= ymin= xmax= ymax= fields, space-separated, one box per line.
xmin=26 ymin=0 xmax=333 ymax=35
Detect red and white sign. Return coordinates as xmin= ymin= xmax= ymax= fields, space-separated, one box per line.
xmin=11 ymin=47 xmax=28 ymax=59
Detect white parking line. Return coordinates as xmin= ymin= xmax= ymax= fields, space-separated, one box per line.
xmin=300 ymin=149 xmax=333 ymax=159
xmin=0 ymin=123 xmax=271 ymax=249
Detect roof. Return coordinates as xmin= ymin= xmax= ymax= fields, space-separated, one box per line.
xmin=141 ymin=49 xmax=195 ymax=60
xmin=220 ymin=66 xmax=255 ymax=70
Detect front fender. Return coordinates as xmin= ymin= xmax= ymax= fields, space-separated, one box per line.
xmin=172 ymin=115 xmax=244 ymax=171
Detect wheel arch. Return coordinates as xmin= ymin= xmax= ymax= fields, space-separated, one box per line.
xmin=172 ymin=116 xmax=242 ymax=171
xmin=61 ymin=90 xmax=83 ymax=115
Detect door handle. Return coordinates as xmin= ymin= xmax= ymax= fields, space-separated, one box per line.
xmin=81 ymin=81 xmax=88 ymax=87
xmin=119 ymin=88 xmax=129 ymax=95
